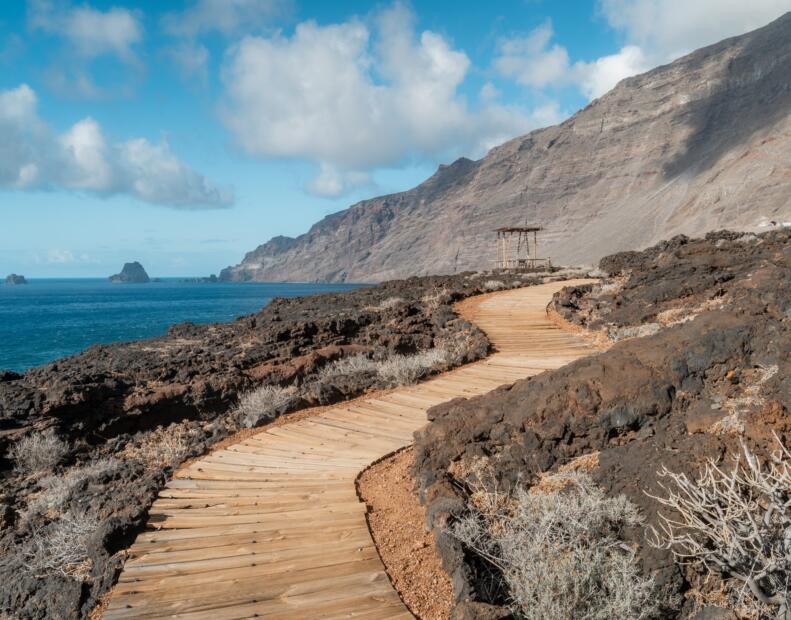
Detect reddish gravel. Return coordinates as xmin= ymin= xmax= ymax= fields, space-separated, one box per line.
xmin=358 ymin=447 xmax=453 ymax=620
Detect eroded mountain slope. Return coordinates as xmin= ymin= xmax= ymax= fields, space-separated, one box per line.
xmin=222 ymin=12 xmax=791 ymax=283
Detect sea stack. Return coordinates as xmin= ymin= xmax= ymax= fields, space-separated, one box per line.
xmin=4 ymin=274 xmax=27 ymax=285
xmin=109 ymin=262 xmax=150 ymax=283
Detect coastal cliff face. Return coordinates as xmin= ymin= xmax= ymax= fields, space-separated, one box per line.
xmin=221 ymin=13 xmax=791 ymax=283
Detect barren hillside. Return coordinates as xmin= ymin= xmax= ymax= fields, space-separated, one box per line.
xmin=221 ymin=12 xmax=791 ymax=282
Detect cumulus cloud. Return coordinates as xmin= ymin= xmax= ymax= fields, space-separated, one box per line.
xmin=0 ymin=84 xmax=231 ymax=208
xmin=494 ymin=20 xmax=571 ymax=88
xmin=35 ymin=249 xmax=95 ymax=264
xmin=162 ymin=0 xmax=291 ymax=38
xmin=28 ymin=0 xmax=142 ymax=64
xmin=496 ymin=2 xmax=787 ymax=103
xmin=574 ymin=45 xmax=648 ymax=99
xmin=220 ymin=3 xmax=545 ymax=197
xmin=494 ymin=20 xmax=648 ymax=100
xmin=161 ymin=0 xmax=290 ymax=86
xmin=598 ymin=0 xmax=790 ymax=61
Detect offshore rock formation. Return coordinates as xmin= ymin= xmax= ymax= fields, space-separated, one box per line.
xmin=109 ymin=261 xmax=150 ymax=283
xmin=4 ymin=274 xmax=27 ymax=285
xmin=221 ymin=13 xmax=791 ymax=282
xmin=414 ymin=229 xmax=791 ymax=618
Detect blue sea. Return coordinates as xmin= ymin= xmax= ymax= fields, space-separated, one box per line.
xmin=0 ymin=279 xmax=362 ymax=372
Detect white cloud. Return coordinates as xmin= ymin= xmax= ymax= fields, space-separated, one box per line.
xmin=598 ymin=0 xmax=790 ymax=61
xmin=119 ymin=138 xmax=232 ymax=207
xmin=494 ymin=20 xmax=571 ymax=88
xmin=162 ymin=0 xmax=290 ymax=38
xmin=220 ymin=3 xmax=545 ymax=196
xmin=31 ymin=249 xmax=96 ymax=264
xmin=60 ymin=118 xmax=114 ymax=190
xmin=574 ymin=45 xmax=648 ymax=99
xmin=530 ymin=101 xmax=566 ymax=128
xmin=0 ymin=84 xmax=231 ymax=208
xmin=307 ymin=165 xmax=372 ymax=198
xmin=494 ymin=20 xmax=649 ymax=100
xmin=28 ymin=0 xmax=142 ymax=64
xmin=495 ymin=3 xmax=788 ymax=104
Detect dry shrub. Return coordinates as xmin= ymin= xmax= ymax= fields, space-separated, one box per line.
xmin=649 ymin=436 xmax=791 ymax=618
xmin=319 ymin=354 xmax=378 ymax=380
xmin=234 ymin=384 xmax=298 ymax=428
xmin=365 ymin=296 xmax=407 ymax=311
xmin=10 ymin=429 xmax=70 ymax=475
xmin=421 ymin=288 xmax=451 ymax=310
xmin=436 ymin=330 xmax=483 ymax=366
xmin=21 ymin=510 xmax=101 ymax=580
xmin=451 ymin=468 xmax=658 ymax=619
xmin=120 ymin=422 xmax=199 ymax=469
xmin=608 ymin=322 xmax=662 ymax=341
xmin=377 ymin=349 xmax=447 ymax=386
xmin=25 ymin=457 xmax=122 ymax=519
xmin=379 ymin=296 xmax=406 ymax=309
xmin=482 ymin=280 xmax=506 ymax=292
xmin=709 ymin=365 xmax=778 ymax=436
xmin=321 ymin=348 xmax=450 ymax=387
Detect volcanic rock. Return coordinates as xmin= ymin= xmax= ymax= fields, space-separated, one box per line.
xmin=4 ymin=274 xmax=27 ymax=285
xmin=414 ymin=229 xmax=791 ymax=617
xmin=109 ymin=261 xmax=150 ymax=283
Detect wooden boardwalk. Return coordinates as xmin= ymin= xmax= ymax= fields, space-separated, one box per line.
xmin=105 ymin=280 xmax=595 ymax=619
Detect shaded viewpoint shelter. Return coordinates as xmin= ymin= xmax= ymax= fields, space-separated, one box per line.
xmin=494 ymin=226 xmax=551 ymax=270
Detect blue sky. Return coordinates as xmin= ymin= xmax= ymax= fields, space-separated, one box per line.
xmin=1 ymin=0 xmax=788 ymax=277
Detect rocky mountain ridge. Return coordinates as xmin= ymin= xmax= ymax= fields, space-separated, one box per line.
xmin=221 ymin=12 xmax=791 ymax=283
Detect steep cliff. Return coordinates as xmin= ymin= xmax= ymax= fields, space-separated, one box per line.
xmin=221 ymin=13 xmax=791 ymax=282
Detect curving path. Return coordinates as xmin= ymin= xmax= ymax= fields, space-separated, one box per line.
xmin=105 ymin=280 xmax=595 ymax=619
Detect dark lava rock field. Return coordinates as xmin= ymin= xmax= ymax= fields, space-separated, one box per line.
xmin=415 ymin=229 xmax=791 ymax=619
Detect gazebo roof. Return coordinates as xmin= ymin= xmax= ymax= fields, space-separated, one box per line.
xmin=494 ymin=226 xmax=542 ymax=233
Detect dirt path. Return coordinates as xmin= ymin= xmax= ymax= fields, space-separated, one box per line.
xmin=104 ymin=280 xmax=595 ymax=619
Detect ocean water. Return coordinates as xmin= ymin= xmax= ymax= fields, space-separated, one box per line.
xmin=0 ymin=279 xmax=363 ymax=372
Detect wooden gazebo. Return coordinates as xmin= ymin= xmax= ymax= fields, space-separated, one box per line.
xmin=494 ymin=226 xmax=550 ymax=270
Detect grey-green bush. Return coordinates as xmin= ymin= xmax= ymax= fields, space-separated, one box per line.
xmin=451 ymin=471 xmax=659 ymax=619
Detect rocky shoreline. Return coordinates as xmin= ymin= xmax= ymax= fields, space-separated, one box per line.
xmin=414 ymin=229 xmax=791 ymax=619
xmin=0 ymin=269 xmax=581 ymax=619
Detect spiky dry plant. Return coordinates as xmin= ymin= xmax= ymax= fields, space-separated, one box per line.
xmin=649 ymin=435 xmax=791 ymax=619
xmin=20 ymin=510 xmax=101 ymax=580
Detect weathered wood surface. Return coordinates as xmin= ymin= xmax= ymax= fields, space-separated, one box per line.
xmin=105 ymin=280 xmax=595 ymax=619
